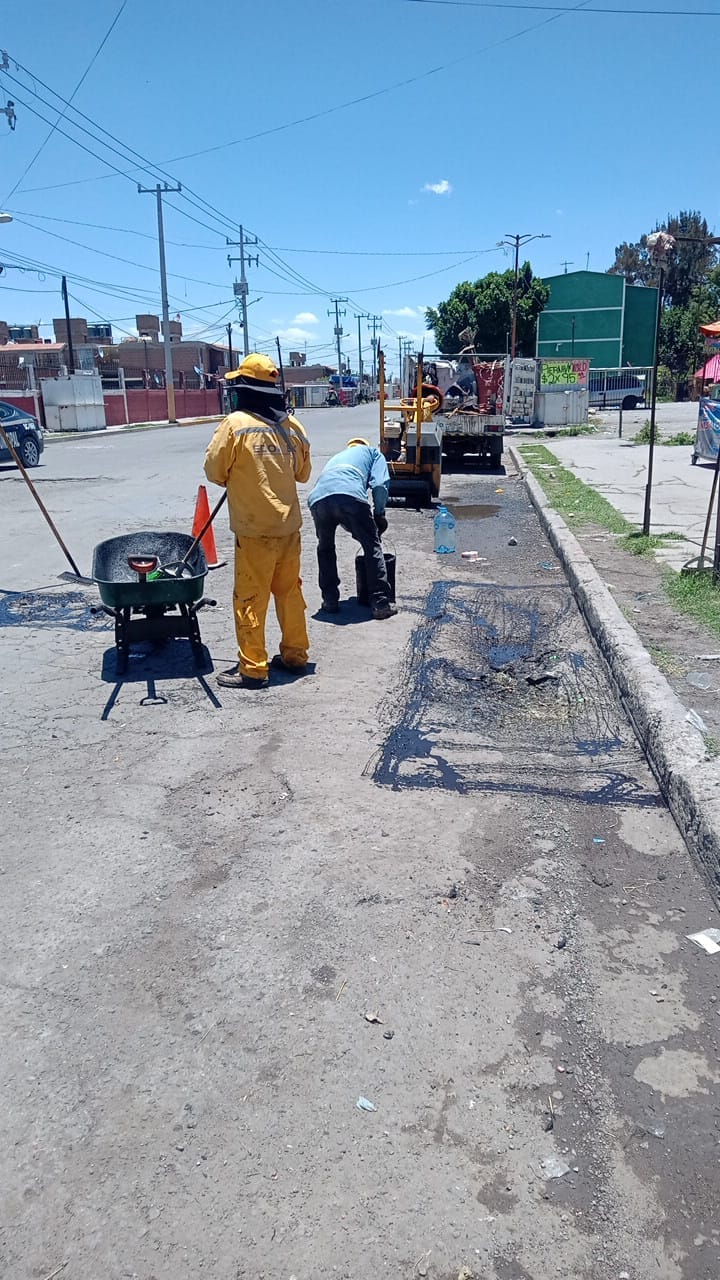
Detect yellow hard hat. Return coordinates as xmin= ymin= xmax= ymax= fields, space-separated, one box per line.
xmin=347 ymin=437 xmax=370 ymax=448
xmin=226 ymin=353 xmax=280 ymax=384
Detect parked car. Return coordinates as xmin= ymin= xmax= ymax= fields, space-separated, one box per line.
xmin=588 ymin=369 xmax=647 ymax=411
xmin=0 ymin=400 xmax=44 ymax=467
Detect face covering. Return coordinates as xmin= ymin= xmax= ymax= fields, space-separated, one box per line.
xmin=232 ymin=376 xmax=289 ymax=425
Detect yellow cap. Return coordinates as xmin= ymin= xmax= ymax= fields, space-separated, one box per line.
xmin=347 ymin=437 xmax=370 ymax=448
xmin=226 ymin=353 xmax=280 ymax=384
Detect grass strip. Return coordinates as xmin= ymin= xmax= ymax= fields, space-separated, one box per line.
xmin=664 ymin=569 xmax=720 ymax=636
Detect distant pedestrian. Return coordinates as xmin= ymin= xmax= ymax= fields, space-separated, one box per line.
xmin=308 ymin=437 xmax=396 ymax=620
xmin=204 ymin=353 xmax=312 ymax=689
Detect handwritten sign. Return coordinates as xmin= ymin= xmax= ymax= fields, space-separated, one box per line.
xmin=541 ymin=359 xmax=590 ymax=388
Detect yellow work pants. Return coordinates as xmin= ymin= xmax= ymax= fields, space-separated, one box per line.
xmin=233 ymin=532 xmax=309 ymax=679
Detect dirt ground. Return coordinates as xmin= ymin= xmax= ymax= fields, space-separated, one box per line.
xmin=3 ymin=441 xmax=720 ymax=1280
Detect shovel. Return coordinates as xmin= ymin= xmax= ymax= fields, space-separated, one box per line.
xmin=0 ymin=421 xmax=94 ymax=583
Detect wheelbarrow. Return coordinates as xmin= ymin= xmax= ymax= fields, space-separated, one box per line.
xmin=92 ymin=530 xmax=217 ymax=673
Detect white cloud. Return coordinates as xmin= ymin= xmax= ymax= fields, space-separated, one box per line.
xmin=293 ymin=311 xmax=318 ymax=325
xmin=383 ymin=306 xmax=420 ymax=319
xmin=423 ymin=179 xmax=452 ymax=196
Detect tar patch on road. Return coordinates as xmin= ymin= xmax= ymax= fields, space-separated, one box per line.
xmin=0 ymin=589 xmax=109 ymax=632
xmin=370 ymin=579 xmax=658 ymax=807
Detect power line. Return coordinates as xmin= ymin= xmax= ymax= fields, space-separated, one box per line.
xmin=6 ymin=0 xmax=596 ymax=197
xmin=0 ymin=67 xmax=239 ymax=244
xmin=11 ymin=214 xmax=229 ymax=288
xmin=2 ymin=56 xmax=465 ymax=310
xmin=266 ymin=244 xmax=487 ymax=257
xmin=8 ymin=213 xmax=495 ymax=256
xmin=3 ymin=0 xmax=129 ymax=204
xmin=0 ymin=245 xmax=234 ymax=321
xmin=5 ymin=208 xmax=221 ymax=250
xmin=401 ymin=0 xmax=720 ymax=13
xmin=0 ymin=59 xmax=505 ymax=330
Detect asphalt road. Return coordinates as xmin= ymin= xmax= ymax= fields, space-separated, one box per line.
xmin=0 ymin=404 xmax=376 ymax=591
xmin=2 ymin=409 xmax=720 ymax=1280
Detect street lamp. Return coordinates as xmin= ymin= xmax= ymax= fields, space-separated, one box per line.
xmin=642 ymin=230 xmax=675 ymax=537
xmin=0 ymin=212 xmax=12 ymax=224
xmin=497 ymin=231 xmax=550 ymax=358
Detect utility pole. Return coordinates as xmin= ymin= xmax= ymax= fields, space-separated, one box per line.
xmin=642 ymin=263 xmax=666 ymax=538
xmin=138 ymin=182 xmax=182 ymax=423
xmin=355 ymin=311 xmax=369 ymax=389
xmin=328 ymin=298 xmax=348 ymax=401
xmin=227 ymin=226 xmax=259 ymax=357
xmin=400 ymin=338 xmax=414 ymax=395
xmin=561 ymin=259 xmax=574 ymax=274
xmin=368 ymin=314 xmax=382 ymax=398
xmin=275 ymin=337 xmax=286 ymax=394
xmin=398 ymin=336 xmax=404 ymax=394
xmin=60 ymin=275 xmax=75 ymax=375
xmin=227 ymin=322 xmax=234 ymax=370
xmin=497 ymin=231 xmax=550 ymax=359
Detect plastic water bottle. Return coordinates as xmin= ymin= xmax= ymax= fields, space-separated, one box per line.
xmin=434 ymin=504 xmax=456 ymax=554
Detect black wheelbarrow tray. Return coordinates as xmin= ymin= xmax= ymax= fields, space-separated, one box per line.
xmin=92 ymin=530 xmax=216 ymax=673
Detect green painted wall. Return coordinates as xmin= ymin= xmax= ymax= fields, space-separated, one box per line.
xmin=623 ymin=285 xmax=657 ymax=366
xmin=537 ymin=270 xmax=658 ymax=368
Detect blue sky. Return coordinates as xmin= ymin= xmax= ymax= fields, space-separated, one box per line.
xmin=0 ymin=0 xmax=717 ymax=374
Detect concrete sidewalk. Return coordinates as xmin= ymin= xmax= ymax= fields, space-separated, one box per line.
xmin=546 ymin=430 xmax=713 ymax=570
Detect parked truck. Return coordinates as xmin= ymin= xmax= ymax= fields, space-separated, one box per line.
xmin=405 ymin=351 xmax=508 ymax=466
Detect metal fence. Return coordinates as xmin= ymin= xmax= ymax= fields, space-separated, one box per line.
xmin=0 ymin=352 xmax=64 ymax=392
xmin=98 ymin=359 xmax=208 ymax=392
xmin=588 ymin=367 xmax=653 ymax=409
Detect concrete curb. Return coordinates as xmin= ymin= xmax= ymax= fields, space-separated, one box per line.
xmin=509 ymin=442 xmax=720 ymax=899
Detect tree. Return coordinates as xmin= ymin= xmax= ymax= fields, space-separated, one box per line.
xmin=609 ymin=210 xmax=719 ymax=308
xmin=425 ymin=263 xmax=549 ymax=356
xmin=660 ymin=282 xmax=718 ymax=393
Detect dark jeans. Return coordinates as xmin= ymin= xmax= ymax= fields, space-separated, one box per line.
xmin=310 ymin=494 xmax=390 ymax=609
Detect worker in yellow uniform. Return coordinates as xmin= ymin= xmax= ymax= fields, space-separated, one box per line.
xmin=204 ymin=353 xmax=311 ymax=689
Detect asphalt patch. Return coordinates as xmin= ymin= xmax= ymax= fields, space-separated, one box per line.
xmin=0 ymin=589 xmax=110 ymax=632
xmin=370 ymin=579 xmax=658 ymax=807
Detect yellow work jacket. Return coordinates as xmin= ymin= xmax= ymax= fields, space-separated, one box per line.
xmin=204 ymin=410 xmax=311 ymax=538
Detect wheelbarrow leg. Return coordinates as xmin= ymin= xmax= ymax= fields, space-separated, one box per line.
xmin=115 ymin=607 xmax=130 ymax=674
xmin=187 ymin=602 xmax=204 ymax=665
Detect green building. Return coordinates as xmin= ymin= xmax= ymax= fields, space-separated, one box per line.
xmin=536 ymin=270 xmax=658 ymax=368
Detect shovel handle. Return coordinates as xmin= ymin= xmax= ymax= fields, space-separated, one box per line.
xmin=0 ymin=421 xmax=83 ymax=578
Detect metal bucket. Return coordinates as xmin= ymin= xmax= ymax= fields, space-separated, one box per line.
xmin=354 ymin=552 xmax=396 ymax=606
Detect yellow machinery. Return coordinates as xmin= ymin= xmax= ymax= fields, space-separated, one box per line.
xmin=378 ymin=349 xmax=442 ymax=506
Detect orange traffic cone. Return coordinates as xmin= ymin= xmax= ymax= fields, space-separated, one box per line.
xmin=192 ymin=484 xmax=225 ymax=569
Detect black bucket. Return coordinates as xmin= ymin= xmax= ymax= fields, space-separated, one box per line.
xmin=355 ymin=552 xmax=396 ymax=606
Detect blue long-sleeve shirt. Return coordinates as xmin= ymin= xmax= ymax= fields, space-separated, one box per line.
xmin=308 ymin=444 xmax=390 ymax=514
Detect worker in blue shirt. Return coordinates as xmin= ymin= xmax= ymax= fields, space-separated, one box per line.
xmin=308 ymin=437 xmax=397 ymax=620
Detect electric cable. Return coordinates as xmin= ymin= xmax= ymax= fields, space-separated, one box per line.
xmin=3 ymin=0 xmax=129 ymax=203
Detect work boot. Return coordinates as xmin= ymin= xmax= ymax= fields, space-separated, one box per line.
xmin=217 ymin=665 xmax=269 ymax=690
xmin=372 ymin=601 xmax=398 ymax=620
xmin=321 ymin=598 xmax=340 ymax=614
xmin=270 ymin=655 xmax=308 ymax=674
